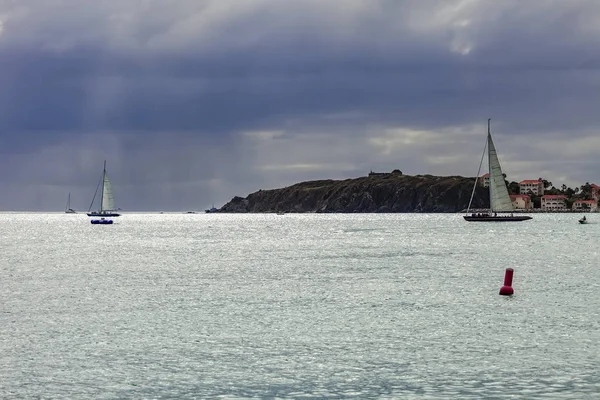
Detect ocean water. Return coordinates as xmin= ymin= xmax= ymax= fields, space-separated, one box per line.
xmin=1 ymin=212 xmax=599 ymax=399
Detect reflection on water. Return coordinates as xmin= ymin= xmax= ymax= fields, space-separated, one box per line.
xmin=1 ymin=213 xmax=599 ymax=398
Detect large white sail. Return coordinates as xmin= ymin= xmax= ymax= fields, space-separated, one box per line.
xmin=487 ymin=132 xmax=514 ymax=212
xmin=101 ymin=172 xmax=116 ymax=211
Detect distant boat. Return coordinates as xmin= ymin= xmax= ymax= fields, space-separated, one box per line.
xmin=91 ymin=217 xmax=113 ymax=225
xmin=579 ymin=216 xmax=588 ymax=224
xmin=87 ymin=161 xmax=121 ymax=217
xmin=464 ymin=119 xmax=532 ymax=222
xmin=65 ymin=192 xmax=76 ymax=214
xmin=205 ymin=205 xmax=218 ymax=213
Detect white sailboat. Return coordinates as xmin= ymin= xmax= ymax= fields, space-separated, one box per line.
xmin=65 ymin=192 xmax=76 ymax=213
xmin=87 ymin=161 xmax=121 ymax=217
xmin=464 ymin=119 xmax=532 ymax=222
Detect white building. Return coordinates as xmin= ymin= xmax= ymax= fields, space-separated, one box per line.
xmin=573 ymin=199 xmax=598 ymax=212
xmin=519 ymin=178 xmax=544 ymax=196
xmin=541 ymin=195 xmax=567 ymax=211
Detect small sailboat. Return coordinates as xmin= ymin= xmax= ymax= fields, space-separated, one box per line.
xmin=205 ymin=204 xmax=218 ymax=213
xmin=464 ymin=119 xmax=532 ymax=222
xmin=65 ymin=192 xmax=76 ymax=213
xmin=87 ymin=161 xmax=121 ymax=217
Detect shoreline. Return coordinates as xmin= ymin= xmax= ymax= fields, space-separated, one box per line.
xmin=461 ymin=208 xmax=598 ymax=214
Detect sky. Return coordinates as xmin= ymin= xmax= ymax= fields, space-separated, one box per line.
xmin=1 ymin=0 xmax=599 ymax=211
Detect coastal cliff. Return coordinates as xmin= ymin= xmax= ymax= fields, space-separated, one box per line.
xmin=219 ymin=173 xmax=488 ymax=213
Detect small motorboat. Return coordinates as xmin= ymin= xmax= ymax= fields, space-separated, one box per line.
xmin=91 ymin=218 xmax=113 ymax=225
xmin=579 ymin=217 xmax=588 ymax=224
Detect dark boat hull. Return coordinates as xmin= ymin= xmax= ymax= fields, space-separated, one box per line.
xmin=91 ymin=219 xmax=113 ymax=224
xmin=464 ymin=215 xmax=532 ymax=222
xmin=87 ymin=212 xmax=121 ymax=217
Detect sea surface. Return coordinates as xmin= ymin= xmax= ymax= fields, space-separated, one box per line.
xmin=1 ymin=213 xmax=599 ymax=399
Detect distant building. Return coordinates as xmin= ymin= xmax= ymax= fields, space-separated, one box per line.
xmin=510 ymin=194 xmax=532 ymax=210
xmin=541 ymin=194 xmax=567 ymax=211
xmin=368 ymin=170 xmax=388 ymax=177
xmin=368 ymin=169 xmax=402 ymax=177
xmin=478 ymin=173 xmax=489 ymax=188
xmin=519 ymin=178 xmax=544 ymax=195
xmin=591 ymin=184 xmax=600 ymax=201
xmin=572 ymin=199 xmax=598 ymax=212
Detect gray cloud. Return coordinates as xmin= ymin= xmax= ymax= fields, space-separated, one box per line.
xmin=0 ymin=0 xmax=599 ymax=210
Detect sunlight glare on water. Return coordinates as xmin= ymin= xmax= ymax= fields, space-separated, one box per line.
xmin=1 ymin=213 xmax=599 ymax=398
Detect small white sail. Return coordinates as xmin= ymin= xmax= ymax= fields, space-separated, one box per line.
xmin=65 ymin=192 xmax=76 ymax=213
xmin=101 ymin=172 xmax=116 ymax=211
xmin=487 ymin=132 xmax=514 ymax=212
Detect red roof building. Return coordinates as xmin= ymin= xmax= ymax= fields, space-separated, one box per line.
xmin=541 ymin=194 xmax=567 ymax=211
xmin=510 ymin=194 xmax=532 ymax=210
xmin=573 ymin=199 xmax=598 ymax=212
xmin=519 ymin=178 xmax=544 ymax=195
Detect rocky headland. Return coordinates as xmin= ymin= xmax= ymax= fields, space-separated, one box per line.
xmin=219 ymin=172 xmax=488 ymax=213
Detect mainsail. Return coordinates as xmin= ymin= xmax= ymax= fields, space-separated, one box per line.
xmin=101 ymin=171 xmax=115 ymax=211
xmin=487 ymin=125 xmax=514 ymax=212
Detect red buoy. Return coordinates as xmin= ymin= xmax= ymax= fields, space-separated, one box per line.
xmin=499 ymin=268 xmax=514 ymax=296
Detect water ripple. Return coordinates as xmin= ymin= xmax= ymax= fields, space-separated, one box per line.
xmin=1 ymin=213 xmax=599 ymax=398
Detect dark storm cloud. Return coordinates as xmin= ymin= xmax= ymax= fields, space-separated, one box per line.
xmin=2 ymin=0 xmax=598 ymax=134
xmin=0 ymin=0 xmax=599 ymax=210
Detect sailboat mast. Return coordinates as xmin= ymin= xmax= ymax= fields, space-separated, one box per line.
xmin=487 ymin=118 xmax=493 ymax=213
xmin=67 ymin=193 xmax=70 ymax=211
xmin=100 ymin=160 xmax=106 ymax=212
